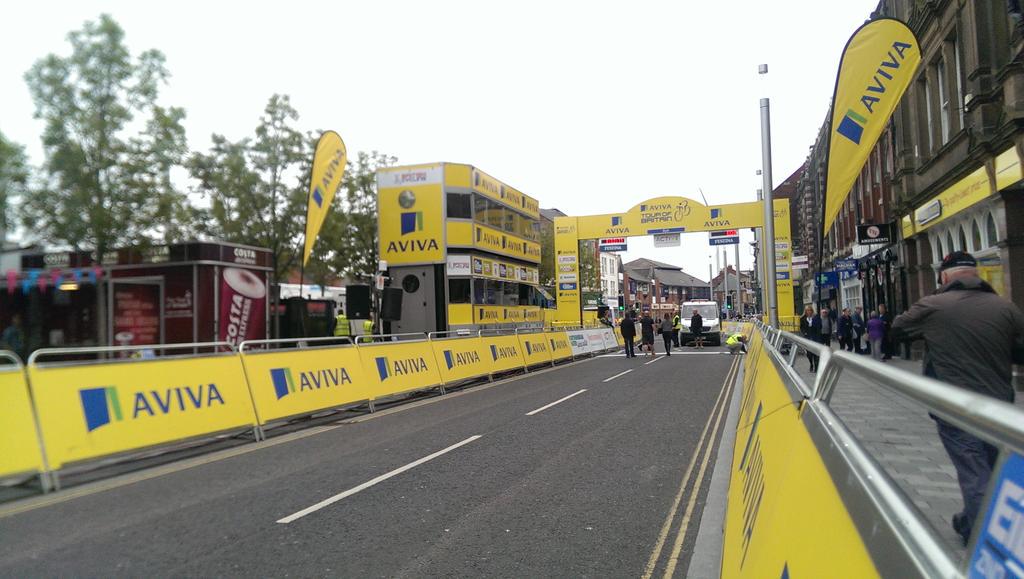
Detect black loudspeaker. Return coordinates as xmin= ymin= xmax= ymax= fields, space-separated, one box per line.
xmin=381 ymin=287 xmax=403 ymax=321
xmin=345 ymin=285 xmax=371 ymax=319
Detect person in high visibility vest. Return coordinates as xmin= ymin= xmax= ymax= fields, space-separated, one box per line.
xmin=333 ymin=308 xmax=351 ymax=338
xmin=671 ymin=310 xmax=681 ymax=348
xmin=726 ymin=333 xmax=747 ymax=355
xmin=363 ymin=319 xmax=374 ymax=334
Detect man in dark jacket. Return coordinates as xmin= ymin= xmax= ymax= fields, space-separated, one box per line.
xmin=892 ymin=251 xmax=1024 ymax=545
xmin=837 ymin=308 xmax=854 ymax=351
xmin=852 ymin=306 xmax=866 ymax=354
xmin=879 ymin=303 xmax=895 ymax=359
xmin=619 ymin=312 xmax=637 ymax=358
xmin=799 ymin=305 xmax=822 ymax=372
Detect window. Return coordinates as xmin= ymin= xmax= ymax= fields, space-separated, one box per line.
xmin=448 ymin=279 xmax=471 ymax=303
xmin=946 ymin=231 xmax=956 ymax=255
xmin=937 ymin=58 xmax=951 ymax=144
xmin=921 ymin=78 xmax=935 ymax=153
xmin=959 ymin=226 xmax=968 ymax=252
xmin=972 ymin=219 xmax=982 ymax=251
xmin=987 ymin=213 xmax=999 ymax=247
xmin=446 ymin=193 xmax=472 ymax=219
xmin=954 ymin=41 xmax=965 ymax=128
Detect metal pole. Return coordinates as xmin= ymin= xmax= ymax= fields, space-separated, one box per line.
xmin=708 ymin=260 xmax=713 ymax=300
xmin=734 ymin=240 xmax=741 ymax=317
xmin=722 ymin=247 xmax=730 ymax=317
xmin=761 ymin=97 xmax=778 ymax=327
xmin=755 ymin=189 xmax=766 ymax=314
xmin=715 ymin=250 xmax=720 ymax=305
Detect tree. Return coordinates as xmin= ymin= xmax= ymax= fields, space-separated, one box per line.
xmin=0 ymin=131 xmax=29 ymax=241
xmin=21 ymin=14 xmax=192 ymax=257
xmin=538 ymin=220 xmax=555 ymax=287
xmin=189 ymin=94 xmax=308 ymax=284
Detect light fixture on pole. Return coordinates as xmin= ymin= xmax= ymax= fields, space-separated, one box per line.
xmin=759 ymin=63 xmax=778 ymax=327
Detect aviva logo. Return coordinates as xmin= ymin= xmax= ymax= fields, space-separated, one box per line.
xmin=443 ymin=349 xmax=481 ymax=370
xmin=524 ymin=340 xmax=548 ymax=355
xmin=270 ymin=367 xmax=352 ymax=400
xmin=400 ymin=211 xmax=424 ymax=235
xmin=375 ymin=356 xmax=429 ymax=381
xmin=490 ymin=345 xmax=519 ymax=361
xmin=79 ymin=384 xmax=224 ymax=432
xmin=836 ymin=40 xmax=914 ymax=145
xmin=550 ymin=337 xmax=570 ymax=351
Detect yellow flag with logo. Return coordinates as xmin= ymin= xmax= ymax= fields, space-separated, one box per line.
xmin=302 ymin=130 xmax=347 ymax=266
xmin=823 ymin=18 xmax=920 ymax=235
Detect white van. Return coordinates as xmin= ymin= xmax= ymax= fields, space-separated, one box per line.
xmin=680 ymin=300 xmax=722 ymax=346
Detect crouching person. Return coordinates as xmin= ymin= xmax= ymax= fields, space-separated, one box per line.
xmin=726 ymin=333 xmax=747 ymax=355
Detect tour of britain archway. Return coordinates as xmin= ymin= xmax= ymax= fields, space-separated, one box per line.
xmin=553 ymin=196 xmax=794 ymax=324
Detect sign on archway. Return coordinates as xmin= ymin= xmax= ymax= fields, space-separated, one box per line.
xmin=554 ymin=196 xmax=794 ymax=324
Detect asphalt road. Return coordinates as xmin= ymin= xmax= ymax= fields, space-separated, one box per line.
xmin=0 ymin=348 xmax=738 ymax=578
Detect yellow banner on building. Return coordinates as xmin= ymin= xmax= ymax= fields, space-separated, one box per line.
xmin=240 ymin=345 xmax=373 ymax=424
xmin=823 ymin=18 xmax=920 ymax=234
xmin=431 ymin=337 xmax=490 ymax=384
xmin=357 ymin=340 xmax=443 ymax=399
xmin=29 ymin=355 xmax=257 ymax=470
xmin=377 ymin=164 xmax=446 ymax=265
xmin=482 ymin=335 xmax=526 ymax=373
xmin=0 ymin=367 xmax=45 ymax=478
xmin=303 ymin=131 xmax=347 ymax=266
xmin=472 ymin=168 xmax=540 ymax=220
xmin=472 ymin=224 xmax=541 ymax=264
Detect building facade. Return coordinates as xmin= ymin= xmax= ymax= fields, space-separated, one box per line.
xmin=622 ymin=258 xmax=711 ymax=314
xmin=599 ymin=251 xmax=622 ymax=308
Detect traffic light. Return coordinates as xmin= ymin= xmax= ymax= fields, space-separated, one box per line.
xmin=617 ymin=295 xmax=625 ymax=311
xmin=726 ymin=295 xmax=733 ymax=310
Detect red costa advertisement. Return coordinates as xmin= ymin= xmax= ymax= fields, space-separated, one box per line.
xmin=218 ymin=267 xmax=267 ymax=346
xmin=113 ymin=284 xmax=161 ymax=345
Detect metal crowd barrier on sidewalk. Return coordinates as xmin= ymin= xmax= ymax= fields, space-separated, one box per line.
xmin=743 ymin=320 xmax=1024 ymax=577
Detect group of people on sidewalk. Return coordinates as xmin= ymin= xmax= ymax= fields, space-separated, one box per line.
xmin=799 ymin=303 xmax=896 ymax=371
xmin=802 ymin=251 xmax=1024 ymax=548
xmin=617 ymin=309 xmax=746 ymax=358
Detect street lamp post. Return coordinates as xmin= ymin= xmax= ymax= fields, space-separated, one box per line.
xmin=759 ymin=64 xmax=779 ymax=327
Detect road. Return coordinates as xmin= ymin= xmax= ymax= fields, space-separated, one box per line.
xmin=0 ymin=348 xmax=738 ymax=578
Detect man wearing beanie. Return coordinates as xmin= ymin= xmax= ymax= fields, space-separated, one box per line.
xmin=892 ymin=251 xmax=1024 ymax=545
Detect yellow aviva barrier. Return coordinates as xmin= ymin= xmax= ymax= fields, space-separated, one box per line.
xmin=482 ymin=334 xmax=527 ymax=373
xmin=721 ymin=329 xmax=879 ymax=578
xmin=358 ymin=340 xmax=443 ymax=399
xmin=0 ymin=359 xmax=45 ymax=478
xmin=518 ymin=332 xmax=554 ymax=367
xmin=431 ymin=337 xmax=490 ymax=385
xmin=29 ymin=355 xmax=257 ymax=470
xmin=547 ymin=331 xmax=573 ymax=361
xmin=240 ymin=345 xmax=373 ymax=424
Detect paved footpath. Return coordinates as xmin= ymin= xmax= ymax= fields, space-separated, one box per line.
xmin=794 ymin=350 xmax=1024 ymax=560
xmin=0 ymin=348 xmax=738 ymax=578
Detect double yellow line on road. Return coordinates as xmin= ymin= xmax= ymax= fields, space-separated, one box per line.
xmin=642 ymin=354 xmax=741 ymax=579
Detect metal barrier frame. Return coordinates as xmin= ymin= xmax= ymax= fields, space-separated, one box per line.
xmin=237 ymin=336 xmax=354 ymax=353
xmin=28 ymin=341 xmax=237 ymax=367
xmin=752 ymin=321 xmax=967 ymax=577
xmin=0 ymin=350 xmax=56 ymax=492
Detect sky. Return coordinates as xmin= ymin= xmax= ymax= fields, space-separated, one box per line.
xmin=1 ymin=0 xmax=881 ymax=282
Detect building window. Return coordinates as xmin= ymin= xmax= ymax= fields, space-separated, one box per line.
xmin=946 ymin=231 xmax=956 ymax=255
xmin=446 ymin=193 xmax=472 ymax=219
xmin=448 ymin=278 xmax=471 ymax=303
xmin=972 ymin=219 xmax=982 ymax=251
xmin=954 ymin=41 xmax=965 ymax=129
xmin=987 ymin=213 xmax=999 ymax=247
xmin=920 ymin=78 xmax=935 ymax=154
xmin=937 ymin=58 xmax=951 ymax=144
xmin=959 ymin=225 xmax=968 ymax=252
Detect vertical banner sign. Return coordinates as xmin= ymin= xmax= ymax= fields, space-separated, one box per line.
xmin=822 ymin=18 xmax=920 ymax=235
xmin=112 ymin=284 xmax=161 ymax=345
xmin=302 ymin=131 xmax=348 ymax=266
xmin=219 ymin=267 xmax=267 ymax=346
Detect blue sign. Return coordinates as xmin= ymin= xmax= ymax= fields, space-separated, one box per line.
xmin=835 ymin=258 xmax=858 ymax=272
xmin=599 ymin=244 xmax=627 ymax=252
xmin=646 ymin=227 xmax=685 ymax=235
xmin=816 ymin=271 xmax=839 ymax=289
xmin=775 ymin=271 xmax=790 ymax=281
xmin=710 ymin=237 xmax=740 ymax=246
xmin=559 ymin=283 xmax=577 ymax=291
xmin=969 ymin=452 xmax=1024 ymax=578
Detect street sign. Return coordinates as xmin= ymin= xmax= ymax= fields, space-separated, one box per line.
xmin=653 ymin=233 xmax=681 ymax=248
xmin=835 ymin=258 xmax=858 ymax=272
xmin=857 ymin=223 xmax=895 ymax=245
xmin=816 ymin=271 xmax=839 ymax=289
xmin=709 ymin=229 xmax=739 ymax=246
xmin=599 ymin=237 xmax=628 ymax=252
xmin=968 ymin=452 xmax=1024 ymax=579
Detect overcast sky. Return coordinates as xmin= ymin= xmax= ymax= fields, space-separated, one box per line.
xmin=2 ymin=1 xmax=880 ymax=281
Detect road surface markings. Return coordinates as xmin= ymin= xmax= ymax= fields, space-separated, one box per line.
xmin=641 ymin=355 xmax=739 ymax=579
xmin=661 ymin=357 xmax=739 ymax=578
xmin=276 ymin=435 xmax=483 ymax=524
xmin=602 ymin=369 xmax=634 ymax=383
xmin=598 ymin=352 xmax=723 ymax=357
xmin=644 ymin=356 xmax=665 ymax=365
xmin=525 ymin=389 xmax=588 ymax=416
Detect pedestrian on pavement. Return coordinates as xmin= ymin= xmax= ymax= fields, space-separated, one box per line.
xmin=892 ymin=251 xmax=1024 ymax=546
xmin=879 ymin=303 xmax=895 ymax=359
xmin=819 ymin=308 xmax=834 ymax=349
xmin=838 ymin=308 xmax=854 ymax=352
xmin=660 ymin=313 xmax=674 ymax=356
xmin=671 ymin=310 xmax=681 ymax=348
xmin=725 ymin=333 xmax=747 ymax=355
xmin=852 ymin=306 xmax=866 ymax=354
xmin=640 ymin=311 xmax=656 ymax=357
xmin=0 ymin=312 xmax=26 ymax=361
xmin=800 ymin=305 xmax=821 ymax=372
xmin=620 ymin=312 xmax=637 ymax=358
xmin=690 ymin=309 xmax=704 ymax=350
xmin=866 ymin=311 xmax=885 ymax=361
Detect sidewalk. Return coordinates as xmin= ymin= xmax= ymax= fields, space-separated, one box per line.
xmin=793 ymin=349 xmax=1024 ymax=560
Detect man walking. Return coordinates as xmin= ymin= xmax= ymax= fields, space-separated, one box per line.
xmin=690 ymin=308 xmax=704 ymax=350
xmin=620 ymin=311 xmax=636 ymax=358
xmin=819 ymin=308 xmax=834 ymax=349
xmin=892 ymin=252 xmax=1024 ymax=545
xmin=800 ymin=305 xmax=821 ymax=372
xmin=852 ymin=306 xmax=866 ymax=354
xmin=838 ymin=308 xmax=854 ymax=352
xmin=879 ymin=303 xmax=894 ymax=359
xmin=671 ymin=310 xmax=681 ymax=348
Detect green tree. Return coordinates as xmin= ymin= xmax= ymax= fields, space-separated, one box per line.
xmin=21 ymin=14 xmax=191 ymax=257
xmin=538 ymin=220 xmax=555 ymax=287
xmin=0 ymin=131 xmax=29 ymax=240
xmin=189 ymin=94 xmax=307 ymax=284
